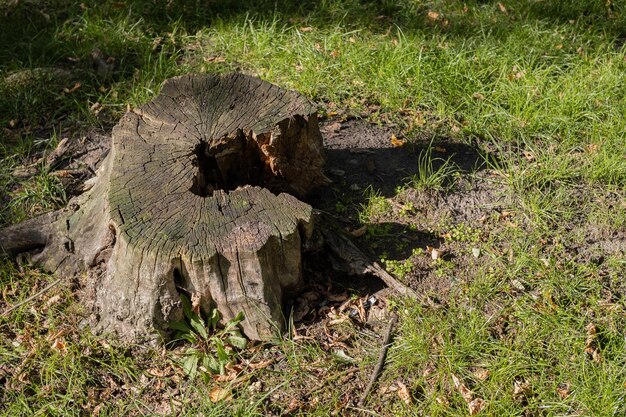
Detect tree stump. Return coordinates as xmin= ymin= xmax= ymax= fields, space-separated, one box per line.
xmin=0 ymin=73 xmax=328 ymax=341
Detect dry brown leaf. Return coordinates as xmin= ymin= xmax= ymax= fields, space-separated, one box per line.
xmin=497 ymin=2 xmax=508 ymax=14
xmin=209 ymin=386 xmax=232 ymax=403
xmin=473 ymin=368 xmax=490 ymax=381
xmin=205 ymin=56 xmax=226 ymax=63
xmin=396 ymin=381 xmax=412 ymax=405
xmin=299 ymin=26 xmax=314 ymax=32
xmin=390 ymin=133 xmax=406 ymax=147
xmin=513 ymin=380 xmax=531 ymax=402
xmin=287 ymin=397 xmax=304 ymax=413
xmin=51 ymin=338 xmax=67 ymax=353
xmin=427 ymin=11 xmax=440 ymax=21
xmin=146 ymin=366 xmax=173 ymax=377
xmin=329 ymin=49 xmax=340 ymax=58
xmin=451 ymin=374 xmax=473 ymax=403
xmin=247 ymin=358 xmax=274 ymax=370
xmin=435 ymin=396 xmax=450 ymax=406
xmin=63 ymin=82 xmax=81 ymax=94
xmin=469 ymin=398 xmax=486 ymax=415
xmin=349 ymin=225 xmax=368 ymax=237
xmin=523 ymin=150 xmax=535 ymax=161
xmin=584 ymin=346 xmax=602 ymax=363
xmin=191 ymin=293 xmax=201 ymax=315
xmin=556 ymin=383 xmax=570 ymax=399
xmin=584 ymin=322 xmax=602 ymax=362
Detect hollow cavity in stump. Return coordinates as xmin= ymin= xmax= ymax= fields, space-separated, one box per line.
xmin=0 ymin=73 xmax=328 ymax=342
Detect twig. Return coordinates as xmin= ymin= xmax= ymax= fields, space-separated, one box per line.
xmin=318 ymin=217 xmax=418 ymax=299
xmin=358 ymin=313 xmax=398 ymax=407
xmin=1 ymin=278 xmax=62 ymax=316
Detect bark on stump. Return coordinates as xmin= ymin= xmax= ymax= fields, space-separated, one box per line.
xmin=0 ymin=73 xmax=328 ymax=341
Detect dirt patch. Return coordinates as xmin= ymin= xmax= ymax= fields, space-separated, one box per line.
xmin=310 ymin=118 xmax=511 ymax=298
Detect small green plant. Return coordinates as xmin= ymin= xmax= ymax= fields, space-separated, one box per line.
xmin=406 ymin=145 xmax=457 ymax=192
xmin=358 ymin=186 xmax=392 ymax=224
xmin=398 ymin=201 xmax=416 ymax=217
xmin=381 ymin=257 xmax=415 ymax=280
xmin=170 ymin=295 xmax=247 ymax=381
xmin=433 ymin=258 xmax=455 ymax=278
xmin=441 ymin=221 xmax=482 ymax=243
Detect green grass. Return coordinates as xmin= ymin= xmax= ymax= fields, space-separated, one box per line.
xmin=1 ymin=0 xmax=625 ymax=415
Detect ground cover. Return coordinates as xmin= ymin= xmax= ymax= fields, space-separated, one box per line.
xmin=1 ymin=1 xmax=625 ymax=415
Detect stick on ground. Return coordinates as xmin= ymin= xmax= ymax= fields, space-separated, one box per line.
xmin=358 ymin=313 xmax=398 ymax=407
xmin=1 ymin=277 xmax=62 ymax=316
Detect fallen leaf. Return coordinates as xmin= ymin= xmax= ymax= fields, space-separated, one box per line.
xmin=584 ymin=322 xmax=601 ymax=363
xmin=523 ymin=150 xmax=535 ymax=161
xmin=349 ymin=225 xmax=368 ymax=237
xmin=90 ymin=102 xmax=102 ymax=114
xmin=299 ymin=26 xmax=314 ymax=32
xmin=435 ymin=396 xmax=450 ymax=406
xmin=585 ymin=143 xmax=599 ymax=154
xmin=427 ymin=11 xmax=440 ymax=21
xmin=513 ymin=380 xmax=531 ymax=402
xmin=205 ymin=56 xmax=225 ymax=63
xmin=51 ymin=338 xmax=67 ymax=353
xmin=473 ymin=368 xmax=490 ymax=381
xmin=146 ymin=366 xmax=174 ymax=377
xmin=209 ymin=386 xmax=232 ymax=403
xmin=333 ymin=349 xmax=357 ymax=364
xmin=390 ymin=133 xmax=406 ymax=147
xmin=330 ymin=49 xmax=340 ymax=58
xmin=63 ymin=82 xmax=81 ymax=93
xmin=469 ymin=398 xmax=486 ymax=415
xmin=556 ymin=382 xmax=570 ymax=399
xmin=247 ymin=358 xmax=274 ymax=370
xmin=396 ymin=381 xmax=412 ymax=405
xmin=287 ymin=398 xmax=304 ymax=413
xmin=497 ymin=2 xmax=508 ymax=14
xmin=452 ymin=374 xmax=473 ymax=403
xmin=191 ymin=293 xmax=201 ymax=315
xmin=584 ymin=346 xmax=602 ymax=363
xmin=45 ymin=294 xmax=62 ymax=308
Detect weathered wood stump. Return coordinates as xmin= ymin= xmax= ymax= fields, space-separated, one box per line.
xmin=0 ymin=73 xmax=328 ymax=341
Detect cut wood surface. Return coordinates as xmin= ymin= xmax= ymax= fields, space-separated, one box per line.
xmin=1 ymin=73 xmax=328 ymax=341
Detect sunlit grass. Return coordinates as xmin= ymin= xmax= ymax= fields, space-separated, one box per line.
xmin=1 ymin=0 xmax=625 ymax=415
